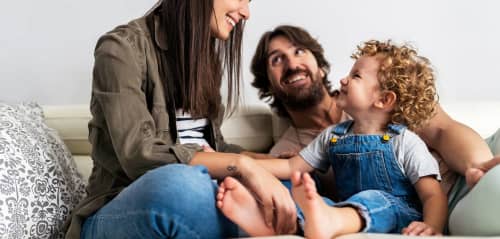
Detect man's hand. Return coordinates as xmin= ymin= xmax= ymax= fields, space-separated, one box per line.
xmin=465 ymin=155 xmax=500 ymax=188
xmin=238 ymin=157 xmax=297 ymax=234
xmin=402 ymin=221 xmax=441 ymax=236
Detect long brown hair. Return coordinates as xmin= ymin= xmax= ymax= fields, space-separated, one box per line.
xmin=251 ymin=25 xmax=334 ymax=119
xmin=153 ymin=0 xmax=245 ymax=119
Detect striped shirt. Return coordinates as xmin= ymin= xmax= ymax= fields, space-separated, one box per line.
xmin=175 ymin=109 xmax=210 ymax=147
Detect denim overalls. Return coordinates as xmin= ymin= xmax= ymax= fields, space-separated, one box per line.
xmin=297 ymin=120 xmax=423 ymax=233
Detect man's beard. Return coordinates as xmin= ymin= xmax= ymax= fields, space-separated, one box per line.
xmin=274 ymin=71 xmax=326 ymax=111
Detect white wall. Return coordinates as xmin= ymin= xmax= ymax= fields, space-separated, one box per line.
xmin=0 ymin=0 xmax=157 ymax=104
xmin=1 ymin=0 xmax=499 ymax=105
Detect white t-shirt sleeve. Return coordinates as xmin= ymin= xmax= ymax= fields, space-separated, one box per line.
xmin=396 ymin=129 xmax=441 ymax=184
xmin=298 ymin=125 xmax=335 ymax=172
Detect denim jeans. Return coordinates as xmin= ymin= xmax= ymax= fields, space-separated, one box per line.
xmin=296 ymin=189 xmax=421 ymax=233
xmin=81 ymin=164 xmax=238 ymax=239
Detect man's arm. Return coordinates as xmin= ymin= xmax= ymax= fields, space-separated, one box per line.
xmin=416 ymin=104 xmax=493 ymax=175
xmin=466 ymin=155 xmax=500 ymax=187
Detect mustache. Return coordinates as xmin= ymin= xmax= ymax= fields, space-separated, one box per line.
xmin=282 ymin=68 xmax=310 ymax=82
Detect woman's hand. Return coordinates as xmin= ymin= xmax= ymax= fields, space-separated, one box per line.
xmin=466 ymin=155 xmax=500 ymax=188
xmin=402 ymin=221 xmax=441 ymax=236
xmin=237 ymin=156 xmax=297 ymax=234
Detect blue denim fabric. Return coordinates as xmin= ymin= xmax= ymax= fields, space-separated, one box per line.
xmin=296 ymin=190 xmax=421 ymax=233
xmin=339 ymin=190 xmax=421 ymax=232
xmin=81 ymin=164 xmax=238 ymax=239
xmin=297 ymin=121 xmax=422 ymax=233
xmin=281 ymin=179 xmax=293 ymax=191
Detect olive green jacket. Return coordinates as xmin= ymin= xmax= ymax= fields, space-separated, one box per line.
xmin=64 ymin=9 xmax=243 ymax=239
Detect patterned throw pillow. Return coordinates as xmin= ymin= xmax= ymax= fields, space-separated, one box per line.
xmin=0 ymin=102 xmax=86 ymax=239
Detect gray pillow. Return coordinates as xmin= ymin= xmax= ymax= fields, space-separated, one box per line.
xmin=0 ymin=102 xmax=86 ymax=238
xmin=486 ymin=128 xmax=500 ymax=155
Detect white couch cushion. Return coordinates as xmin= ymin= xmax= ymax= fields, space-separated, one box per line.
xmin=43 ymin=105 xmax=92 ymax=155
xmin=221 ymin=105 xmax=274 ymax=152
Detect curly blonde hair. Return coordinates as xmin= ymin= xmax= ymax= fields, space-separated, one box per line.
xmin=352 ymin=40 xmax=438 ymax=130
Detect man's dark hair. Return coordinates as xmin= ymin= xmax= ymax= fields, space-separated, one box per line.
xmin=251 ymin=25 xmax=335 ymax=119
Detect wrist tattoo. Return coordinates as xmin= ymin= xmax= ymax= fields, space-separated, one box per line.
xmin=227 ymin=165 xmax=242 ymax=179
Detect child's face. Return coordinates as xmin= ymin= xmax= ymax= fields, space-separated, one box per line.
xmin=337 ymin=55 xmax=382 ymax=116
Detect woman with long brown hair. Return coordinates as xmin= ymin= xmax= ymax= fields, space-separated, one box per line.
xmin=65 ymin=0 xmax=297 ymax=238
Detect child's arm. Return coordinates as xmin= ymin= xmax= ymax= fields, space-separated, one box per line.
xmin=256 ymin=155 xmax=315 ymax=179
xmin=255 ymin=127 xmax=330 ymax=179
xmin=402 ymin=176 xmax=447 ymax=236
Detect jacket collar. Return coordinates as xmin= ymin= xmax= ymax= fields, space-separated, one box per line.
xmin=146 ymin=0 xmax=168 ymax=51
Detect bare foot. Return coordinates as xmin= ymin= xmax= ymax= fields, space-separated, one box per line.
xmin=216 ymin=177 xmax=275 ymax=236
xmin=291 ymin=172 xmax=360 ymax=239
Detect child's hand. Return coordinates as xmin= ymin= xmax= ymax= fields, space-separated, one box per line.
xmin=402 ymin=221 xmax=441 ymax=236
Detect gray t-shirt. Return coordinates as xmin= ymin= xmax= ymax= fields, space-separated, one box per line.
xmin=299 ymin=124 xmax=441 ymax=184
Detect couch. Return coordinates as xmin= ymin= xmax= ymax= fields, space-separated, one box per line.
xmin=35 ymin=101 xmax=500 ymax=238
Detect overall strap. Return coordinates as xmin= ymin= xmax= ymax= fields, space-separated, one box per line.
xmin=332 ymin=120 xmax=354 ymax=136
xmin=387 ymin=123 xmax=407 ymax=135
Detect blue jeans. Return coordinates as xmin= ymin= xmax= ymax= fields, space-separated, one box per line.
xmin=296 ymin=189 xmax=422 ymax=233
xmin=81 ymin=164 xmax=238 ymax=239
